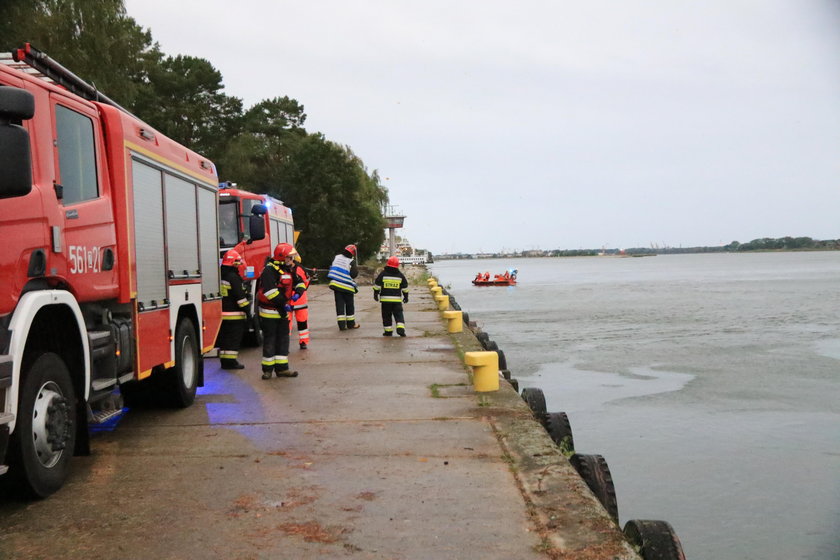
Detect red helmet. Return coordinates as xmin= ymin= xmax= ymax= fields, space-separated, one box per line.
xmin=221 ymin=249 xmax=243 ymax=267
xmin=273 ymin=243 xmax=297 ymax=260
xmin=386 ymin=256 xmax=400 ymax=268
xmin=345 ymin=244 xmax=357 ymax=256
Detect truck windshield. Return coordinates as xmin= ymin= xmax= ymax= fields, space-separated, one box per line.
xmin=219 ymin=200 xmax=240 ymax=248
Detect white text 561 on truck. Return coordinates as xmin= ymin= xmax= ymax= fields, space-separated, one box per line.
xmin=0 ymin=44 xmax=262 ymax=498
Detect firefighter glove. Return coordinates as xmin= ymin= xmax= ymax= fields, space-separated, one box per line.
xmin=373 ymin=291 xmax=379 ymax=302
xmin=403 ymin=294 xmax=409 ymax=303
xmin=284 ymin=304 xmax=292 ymax=313
xmin=291 ymin=293 xmax=301 ymax=302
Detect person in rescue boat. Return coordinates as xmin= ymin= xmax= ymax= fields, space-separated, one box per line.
xmin=327 ymin=244 xmax=360 ymax=330
xmin=257 ymin=243 xmax=304 ymax=379
xmin=373 ymin=256 xmax=409 ymax=337
xmin=288 ymin=253 xmax=311 ymax=349
xmin=217 ymin=249 xmax=250 ymax=369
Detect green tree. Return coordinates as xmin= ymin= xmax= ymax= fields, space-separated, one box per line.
xmin=268 ymin=134 xmax=388 ymax=267
xmin=132 ymin=55 xmax=243 ymax=161
xmin=0 ymin=0 xmax=158 ymax=109
xmin=214 ymin=97 xmax=308 ymax=181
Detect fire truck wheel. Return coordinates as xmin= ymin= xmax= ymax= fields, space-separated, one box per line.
xmin=170 ymin=318 xmax=199 ymax=408
xmin=10 ymin=352 xmax=77 ymax=498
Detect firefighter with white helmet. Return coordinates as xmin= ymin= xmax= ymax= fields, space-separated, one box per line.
xmin=257 ymin=243 xmax=304 ymax=379
xmin=218 ymin=249 xmax=250 ymax=369
xmin=373 ymin=255 xmax=409 ymax=336
xmin=327 ymin=243 xmax=360 ymax=330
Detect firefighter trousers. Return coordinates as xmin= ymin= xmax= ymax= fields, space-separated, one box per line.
xmin=218 ymin=317 xmax=246 ymax=366
xmin=289 ymin=307 xmax=310 ymax=345
xmin=260 ymin=315 xmax=291 ymax=372
xmin=380 ymin=302 xmax=406 ymax=336
xmin=333 ymin=290 xmax=357 ymax=329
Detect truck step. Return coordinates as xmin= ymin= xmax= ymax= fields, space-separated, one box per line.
xmin=89 ymin=407 xmax=127 ymax=429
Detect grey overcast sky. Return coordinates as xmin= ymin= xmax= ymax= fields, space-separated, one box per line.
xmin=124 ymin=0 xmax=840 ymax=254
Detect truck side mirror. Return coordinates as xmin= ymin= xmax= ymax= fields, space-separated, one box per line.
xmin=249 ymin=214 xmax=265 ymax=241
xmin=0 ymin=86 xmax=35 ymax=199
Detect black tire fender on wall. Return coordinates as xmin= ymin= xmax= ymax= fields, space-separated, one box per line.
xmin=520 ymin=387 xmax=547 ymax=421
xmin=623 ymin=519 xmax=686 ymax=560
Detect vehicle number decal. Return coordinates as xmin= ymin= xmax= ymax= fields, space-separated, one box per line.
xmin=68 ymin=245 xmax=103 ymax=274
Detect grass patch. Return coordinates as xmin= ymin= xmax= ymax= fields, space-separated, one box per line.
xmin=429 ymin=383 xmax=468 ymax=398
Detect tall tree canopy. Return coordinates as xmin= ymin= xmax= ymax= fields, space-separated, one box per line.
xmin=1 ymin=0 xmax=389 ymax=263
xmin=132 ymin=55 xmax=243 ymax=161
xmin=0 ymin=0 xmax=158 ymax=109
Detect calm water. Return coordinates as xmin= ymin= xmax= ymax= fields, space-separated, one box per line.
xmin=431 ymin=252 xmax=840 ymax=560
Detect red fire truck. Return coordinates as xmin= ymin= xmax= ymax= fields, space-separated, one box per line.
xmin=218 ymin=182 xmax=295 ymax=345
xmin=0 ymin=44 xmax=260 ymax=497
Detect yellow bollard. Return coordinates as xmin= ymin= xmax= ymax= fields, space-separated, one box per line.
xmin=430 ymin=286 xmax=442 ymax=296
xmin=465 ymin=351 xmax=499 ymax=392
xmin=427 ymin=277 xmax=438 ymax=287
xmin=442 ymin=310 xmax=463 ymax=333
xmin=435 ymin=294 xmax=449 ymax=311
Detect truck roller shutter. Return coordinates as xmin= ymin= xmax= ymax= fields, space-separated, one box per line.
xmin=132 ymin=160 xmax=168 ymax=309
xmin=164 ymin=174 xmax=200 ymax=278
xmin=197 ymin=185 xmax=220 ymax=298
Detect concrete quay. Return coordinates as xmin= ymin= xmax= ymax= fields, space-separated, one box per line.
xmin=0 ymin=282 xmax=640 ymax=560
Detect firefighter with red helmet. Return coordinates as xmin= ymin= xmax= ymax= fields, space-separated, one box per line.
xmin=327 ymin=244 xmax=360 ymax=330
xmin=257 ymin=243 xmax=304 ymax=379
xmin=289 ymin=253 xmax=311 ymax=349
xmin=218 ymin=249 xmax=250 ymax=369
xmin=373 ymin=255 xmax=409 ymax=336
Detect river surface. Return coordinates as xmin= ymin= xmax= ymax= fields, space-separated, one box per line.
xmin=430 ymin=252 xmax=840 ymax=560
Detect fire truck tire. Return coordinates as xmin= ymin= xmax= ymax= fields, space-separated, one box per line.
xmin=623 ymin=520 xmax=686 ymax=560
xmin=170 ymin=318 xmax=199 ymax=408
xmin=9 ymin=352 xmax=77 ymax=498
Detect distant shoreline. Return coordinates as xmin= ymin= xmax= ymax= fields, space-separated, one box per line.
xmin=435 ymin=246 xmax=840 ymax=260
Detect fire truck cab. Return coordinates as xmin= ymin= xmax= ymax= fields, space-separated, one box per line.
xmin=217 ymin=183 xmax=295 ymax=345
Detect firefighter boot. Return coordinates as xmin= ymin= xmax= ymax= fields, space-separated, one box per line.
xmin=275 ymin=366 xmax=299 ymax=378
xmin=261 ymin=369 xmax=273 ymax=380
xmin=221 ymin=359 xmax=245 ymax=370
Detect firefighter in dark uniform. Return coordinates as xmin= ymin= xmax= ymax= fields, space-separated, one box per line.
xmin=257 ymin=243 xmax=304 ymax=380
xmin=373 ymin=256 xmax=409 ymax=337
xmin=218 ymin=249 xmax=250 ymax=369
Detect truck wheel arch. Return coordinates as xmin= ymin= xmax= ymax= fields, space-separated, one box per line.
xmin=7 ymin=290 xmax=89 ymax=433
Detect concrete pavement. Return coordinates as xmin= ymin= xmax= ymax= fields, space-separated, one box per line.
xmin=0 ymin=281 xmax=639 ymax=560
